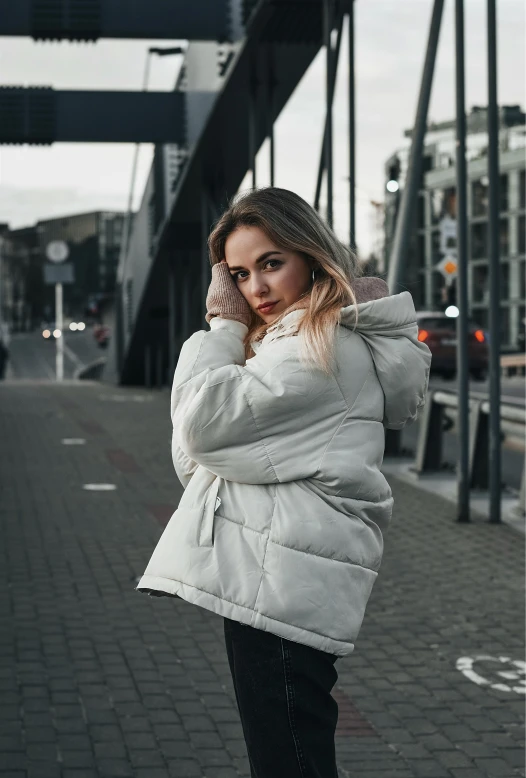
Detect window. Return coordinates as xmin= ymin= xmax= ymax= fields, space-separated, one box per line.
xmin=472 ymin=262 xmax=508 ymax=302
xmin=471 ymin=307 xmax=488 ymax=331
xmin=471 ymin=222 xmax=487 ymax=259
xmin=500 ymin=307 xmax=510 ymax=345
xmin=472 ymin=178 xmax=488 ymax=217
xmin=520 ymin=170 xmax=525 ymax=210
xmin=472 ymin=264 xmax=489 ymax=303
xmin=431 ymin=187 xmax=457 ymax=224
xmin=500 ymin=263 xmax=510 ymax=300
xmin=431 ymin=230 xmax=441 ymax=263
xmin=519 ymin=261 xmax=525 ymax=301
xmin=472 ymin=175 xmax=508 ymax=216
xmin=519 ymin=215 xmax=525 ymax=256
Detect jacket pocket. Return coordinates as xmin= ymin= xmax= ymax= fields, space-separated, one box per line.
xmin=197 ymin=476 xmax=221 ymax=547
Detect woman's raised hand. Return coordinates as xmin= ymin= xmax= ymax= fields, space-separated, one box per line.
xmin=205 ymin=260 xmax=253 ymax=327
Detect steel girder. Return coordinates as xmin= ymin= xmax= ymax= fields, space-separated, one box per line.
xmin=118 ymin=0 xmax=330 ymax=385
xmin=0 ymin=88 xmax=191 ymax=144
xmin=0 ymin=0 xmax=237 ymax=42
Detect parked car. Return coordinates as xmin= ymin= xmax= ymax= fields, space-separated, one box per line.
xmin=416 ymin=311 xmax=488 ymax=381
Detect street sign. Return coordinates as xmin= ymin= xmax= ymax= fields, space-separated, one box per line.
xmin=435 ymin=254 xmax=458 ymax=281
xmin=46 ymin=240 xmax=69 ymax=263
xmin=44 ymin=263 xmax=74 ymax=285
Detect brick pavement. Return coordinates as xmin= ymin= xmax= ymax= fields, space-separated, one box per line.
xmin=0 ymin=381 xmax=524 ymax=778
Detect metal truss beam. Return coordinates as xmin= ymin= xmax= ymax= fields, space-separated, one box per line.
xmin=0 ymin=88 xmax=188 ymax=144
xmin=0 ymin=0 xmax=234 ymax=42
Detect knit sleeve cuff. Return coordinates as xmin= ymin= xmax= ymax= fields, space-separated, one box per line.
xmin=209 ymin=316 xmax=249 ymax=338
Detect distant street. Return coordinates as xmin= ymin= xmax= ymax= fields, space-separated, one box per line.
xmin=5 ymin=328 xmax=103 ymax=381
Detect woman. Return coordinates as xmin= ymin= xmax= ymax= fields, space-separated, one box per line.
xmin=137 ymin=187 xmax=431 ymax=777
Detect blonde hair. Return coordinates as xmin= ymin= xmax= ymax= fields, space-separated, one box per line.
xmin=208 ymin=187 xmax=361 ymax=376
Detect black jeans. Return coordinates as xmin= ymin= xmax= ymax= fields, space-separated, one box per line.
xmin=223 ymin=617 xmax=339 ymax=778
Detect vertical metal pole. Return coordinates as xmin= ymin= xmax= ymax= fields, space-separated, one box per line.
xmin=182 ymin=267 xmax=191 ymax=342
xmin=487 ymin=0 xmax=501 ymax=523
xmin=55 ymin=282 xmax=64 ymax=381
xmin=348 ymin=1 xmax=356 ymax=251
xmin=168 ymin=264 xmax=176 ymax=380
xmin=249 ymin=63 xmax=257 ymax=189
xmin=144 ymin=344 xmax=151 ymax=388
xmin=156 ymin=344 xmax=163 ymax=388
xmin=201 ymin=189 xmax=210 ymax=326
xmin=323 ymin=0 xmax=334 ymax=227
xmin=455 ymin=0 xmax=470 ymax=523
xmin=268 ymin=46 xmax=275 ymax=187
xmin=115 ymin=282 xmax=124 ymax=381
xmin=315 ymin=12 xmax=343 ymax=212
xmin=387 ymin=0 xmax=445 ymax=293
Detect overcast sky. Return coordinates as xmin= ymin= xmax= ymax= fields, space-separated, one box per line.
xmin=0 ymin=0 xmax=524 ymax=257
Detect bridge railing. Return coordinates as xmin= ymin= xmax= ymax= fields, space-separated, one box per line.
xmin=386 ymin=389 xmax=525 ymax=519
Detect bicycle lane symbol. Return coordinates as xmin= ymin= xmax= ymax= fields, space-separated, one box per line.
xmin=456 ymin=655 xmax=526 ymax=694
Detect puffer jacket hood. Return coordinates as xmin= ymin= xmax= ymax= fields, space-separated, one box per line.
xmin=340 ymin=291 xmax=431 ymax=429
xmin=137 ymin=285 xmax=431 ymax=657
xmin=256 ymin=289 xmax=431 ymax=430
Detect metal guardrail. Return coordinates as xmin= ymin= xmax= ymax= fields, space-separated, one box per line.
xmin=501 ymin=353 xmax=526 ymax=377
xmin=412 ymin=389 xmax=525 ymax=517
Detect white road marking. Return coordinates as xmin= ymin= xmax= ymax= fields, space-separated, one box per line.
xmin=82 ymin=483 xmax=117 ymax=491
xmin=98 ymin=394 xmax=153 ymax=402
xmin=62 ymin=438 xmax=86 ymax=445
xmin=456 ymin=655 xmax=526 ymax=694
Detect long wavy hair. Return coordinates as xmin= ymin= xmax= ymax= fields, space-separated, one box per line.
xmin=208 ymin=187 xmax=361 ymax=375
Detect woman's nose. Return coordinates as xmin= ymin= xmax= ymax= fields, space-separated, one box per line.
xmin=250 ymin=276 xmax=269 ymax=296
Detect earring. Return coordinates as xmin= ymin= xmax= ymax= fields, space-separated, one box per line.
xmin=311 ymin=269 xmax=316 ymax=283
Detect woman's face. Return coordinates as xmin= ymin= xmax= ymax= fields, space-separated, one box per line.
xmin=224 ymin=226 xmax=313 ymax=324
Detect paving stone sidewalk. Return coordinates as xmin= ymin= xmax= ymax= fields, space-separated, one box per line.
xmin=0 ymin=381 xmax=524 ymax=778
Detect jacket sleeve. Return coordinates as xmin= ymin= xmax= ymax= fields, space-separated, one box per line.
xmin=171 ymin=317 xmax=347 ymax=485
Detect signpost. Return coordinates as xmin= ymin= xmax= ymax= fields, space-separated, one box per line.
xmin=45 ymin=240 xmax=70 ymax=382
xmin=435 ymin=254 xmax=458 ymax=282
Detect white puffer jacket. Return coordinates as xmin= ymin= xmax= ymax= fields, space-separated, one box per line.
xmin=137 ymin=292 xmax=431 ymax=656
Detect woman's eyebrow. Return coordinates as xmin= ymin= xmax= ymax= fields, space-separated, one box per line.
xmin=228 ymin=250 xmax=283 ymax=272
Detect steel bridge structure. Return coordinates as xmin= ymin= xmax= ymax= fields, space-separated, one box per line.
xmin=0 ymin=0 xmax=507 ymax=522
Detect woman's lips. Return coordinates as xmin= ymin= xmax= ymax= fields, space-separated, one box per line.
xmin=258 ymin=302 xmax=277 ymax=313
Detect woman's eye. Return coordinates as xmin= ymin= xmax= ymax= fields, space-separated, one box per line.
xmin=234 ymin=259 xmax=281 ymax=281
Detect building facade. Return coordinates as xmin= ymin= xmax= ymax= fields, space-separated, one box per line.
xmin=1 ymin=210 xmax=124 ymax=331
xmin=384 ymin=105 xmax=526 ymax=350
